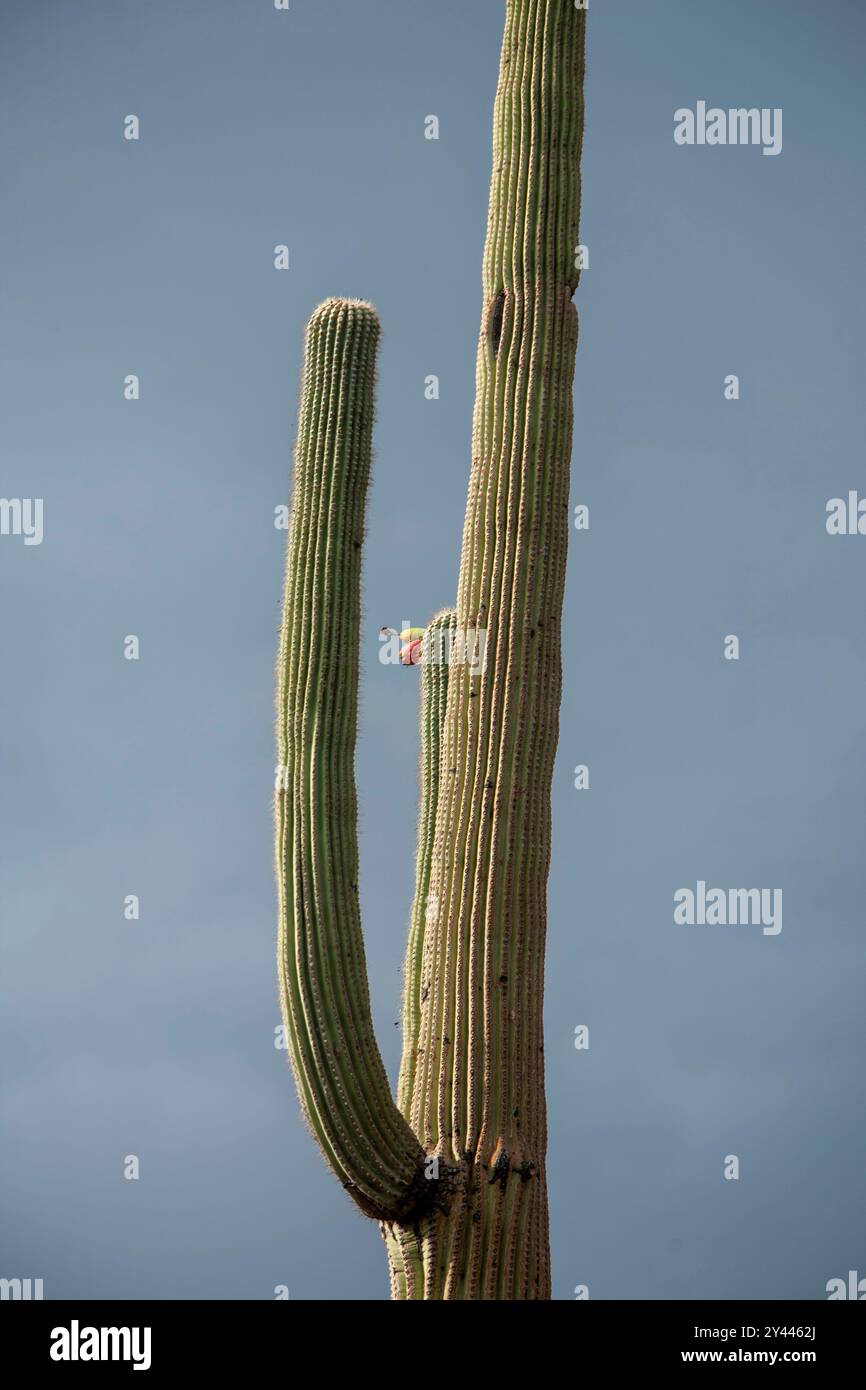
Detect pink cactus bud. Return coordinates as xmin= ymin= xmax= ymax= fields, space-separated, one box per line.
xmin=399 ymin=628 xmax=425 ymax=667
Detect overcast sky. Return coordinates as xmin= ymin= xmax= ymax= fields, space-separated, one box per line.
xmin=1 ymin=0 xmax=864 ymax=1299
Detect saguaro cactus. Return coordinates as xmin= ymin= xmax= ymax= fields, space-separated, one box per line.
xmin=276 ymin=0 xmax=586 ymax=1299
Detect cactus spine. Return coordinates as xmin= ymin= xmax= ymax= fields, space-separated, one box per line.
xmin=276 ymin=1 xmax=586 ymax=1298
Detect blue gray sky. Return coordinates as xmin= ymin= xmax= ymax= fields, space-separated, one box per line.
xmin=1 ymin=0 xmax=864 ymax=1299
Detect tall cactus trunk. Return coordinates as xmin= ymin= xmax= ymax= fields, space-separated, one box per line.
xmin=392 ymin=0 xmax=585 ymax=1301
xmin=276 ymin=0 xmax=586 ymax=1300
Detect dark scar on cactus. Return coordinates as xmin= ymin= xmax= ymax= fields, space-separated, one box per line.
xmin=488 ymin=289 xmax=506 ymax=356
xmin=488 ymin=1149 xmax=511 ymax=1191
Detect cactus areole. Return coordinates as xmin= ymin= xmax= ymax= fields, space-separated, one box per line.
xmin=275 ymin=1 xmax=586 ymax=1299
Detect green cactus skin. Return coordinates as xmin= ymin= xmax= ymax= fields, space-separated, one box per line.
xmin=398 ymin=608 xmax=458 ymax=1114
xmin=392 ymin=0 xmax=586 ymax=1301
xmin=275 ymin=299 xmax=429 ymax=1223
xmin=276 ymin=0 xmax=586 ymax=1298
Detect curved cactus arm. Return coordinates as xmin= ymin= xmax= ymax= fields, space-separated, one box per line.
xmin=398 ymin=608 xmax=457 ymax=1115
xmin=275 ymin=298 xmax=427 ymax=1222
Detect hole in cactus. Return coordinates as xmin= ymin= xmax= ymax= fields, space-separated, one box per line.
xmin=488 ymin=290 xmax=506 ymax=356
